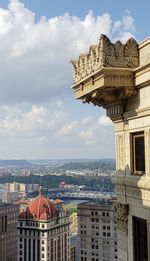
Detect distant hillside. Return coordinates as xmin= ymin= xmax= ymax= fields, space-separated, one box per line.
xmin=29 ymin=159 xmax=115 ymax=169
xmin=0 ymin=160 xmax=33 ymax=168
xmin=53 ymin=159 xmax=116 ymax=172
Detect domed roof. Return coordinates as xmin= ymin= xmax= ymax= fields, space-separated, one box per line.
xmin=28 ymin=192 xmax=56 ymax=221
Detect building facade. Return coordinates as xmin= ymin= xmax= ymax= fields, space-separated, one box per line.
xmin=71 ymin=35 xmax=150 ymax=261
xmin=0 ymin=203 xmax=19 ymax=261
xmin=77 ymin=201 xmax=118 ymax=261
xmin=18 ymin=192 xmax=70 ymax=261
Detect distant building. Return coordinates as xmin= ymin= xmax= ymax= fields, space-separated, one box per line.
xmin=77 ymin=201 xmax=118 ymax=261
xmin=70 ymin=234 xmax=78 ymax=261
xmin=2 ymin=190 xmax=19 ymax=203
xmin=10 ymin=182 xmax=20 ymax=191
xmin=5 ymin=182 xmax=39 ymax=193
xmin=0 ymin=203 xmax=19 ymax=261
xmin=70 ymin=245 xmax=76 ymax=261
xmin=27 ymin=183 xmax=39 ymax=192
xmin=18 ymin=191 xmax=71 ymax=261
xmin=19 ymin=183 xmax=27 ymax=192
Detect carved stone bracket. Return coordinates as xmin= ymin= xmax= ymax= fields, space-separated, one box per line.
xmin=113 ymin=201 xmax=129 ymax=232
xmin=71 ymin=35 xmax=139 ymax=121
xmin=81 ymin=84 xmax=137 ymax=120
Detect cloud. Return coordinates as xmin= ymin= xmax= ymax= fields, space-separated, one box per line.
xmin=0 ymin=105 xmax=68 ymax=137
xmin=0 ymin=1 xmax=136 ymax=158
xmin=0 ymin=104 xmax=115 ymax=158
xmin=79 ymin=126 xmax=97 ymax=145
xmin=98 ymin=115 xmax=113 ymax=126
xmin=0 ymin=0 xmax=136 ymax=104
xmin=57 ymin=121 xmax=77 ymax=136
xmin=81 ymin=116 xmax=92 ymax=125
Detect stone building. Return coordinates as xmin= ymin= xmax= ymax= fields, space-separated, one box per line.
xmin=0 ymin=203 xmax=19 ymax=261
xmin=71 ymin=35 xmax=150 ymax=261
xmin=77 ymin=201 xmax=118 ymax=261
xmin=17 ymin=191 xmax=70 ymax=261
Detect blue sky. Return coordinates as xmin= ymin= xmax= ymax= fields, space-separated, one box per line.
xmin=1 ymin=0 xmax=150 ymax=41
xmin=0 ymin=0 xmax=149 ymax=159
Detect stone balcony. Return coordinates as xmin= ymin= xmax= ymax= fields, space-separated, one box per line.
xmin=71 ymin=35 xmax=139 ymax=121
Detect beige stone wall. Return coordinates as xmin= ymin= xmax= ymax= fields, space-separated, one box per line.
xmin=113 ymin=37 xmax=150 ymax=261
xmin=71 ymin=35 xmax=150 ymax=261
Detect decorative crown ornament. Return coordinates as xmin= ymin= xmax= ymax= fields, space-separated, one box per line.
xmin=71 ymin=35 xmax=139 ymax=85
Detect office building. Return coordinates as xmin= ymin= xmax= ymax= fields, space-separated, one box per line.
xmin=0 ymin=203 xmax=19 ymax=261
xmin=77 ymin=201 xmax=118 ymax=261
xmin=71 ymin=34 xmax=150 ymax=260
xmin=18 ymin=191 xmax=70 ymax=261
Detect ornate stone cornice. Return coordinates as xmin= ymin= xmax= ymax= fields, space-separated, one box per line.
xmin=71 ymin=35 xmax=139 ymax=121
xmin=113 ymin=201 xmax=129 ymax=232
xmin=71 ymin=34 xmax=139 ymax=85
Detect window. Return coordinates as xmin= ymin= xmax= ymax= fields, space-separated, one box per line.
xmin=131 ymin=132 xmax=145 ymax=174
xmin=133 ymin=216 xmax=148 ymax=261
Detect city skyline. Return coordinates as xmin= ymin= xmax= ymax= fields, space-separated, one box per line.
xmin=0 ymin=0 xmax=149 ymax=159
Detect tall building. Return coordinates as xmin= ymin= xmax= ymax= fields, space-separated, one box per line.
xmin=0 ymin=203 xmax=19 ymax=261
xmin=2 ymin=190 xmax=19 ymax=203
xmin=71 ymin=35 xmax=150 ymax=261
xmin=18 ymin=191 xmax=70 ymax=261
xmin=77 ymin=201 xmax=118 ymax=261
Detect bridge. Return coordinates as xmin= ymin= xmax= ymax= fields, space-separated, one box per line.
xmin=28 ymin=188 xmax=116 ymax=201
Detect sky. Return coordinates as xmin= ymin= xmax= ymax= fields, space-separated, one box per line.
xmin=0 ymin=0 xmax=149 ymax=159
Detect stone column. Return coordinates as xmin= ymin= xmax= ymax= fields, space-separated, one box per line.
xmin=113 ymin=201 xmax=129 ymax=261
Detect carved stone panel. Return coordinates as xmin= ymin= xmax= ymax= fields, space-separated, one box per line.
xmin=116 ymin=134 xmax=124 ymax=170
xmin=71 ymin=34 xmax=139 ymax=85
xmin=113 ymin=201 xmax=129 ymax=232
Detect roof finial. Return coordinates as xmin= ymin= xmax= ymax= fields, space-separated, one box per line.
xmin=39 ymin=185 xmax=42 ymax=195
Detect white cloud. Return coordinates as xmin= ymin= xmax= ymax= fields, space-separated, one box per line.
xmin=79 ymin=126 xmax=97 ymax=145
xmin=0 ymin=1 xmax=136 ymax=158
xmin=81 ymin=116 xmax=92 ymax=125
xmin=0 ymin=105 xmax=69 ymax=136
xmin=0 ymin=0 xmax=136 ymax=104
xmin=123 ymin=14 xmax=135 ymax=33
xmin=57 ymin=121 xmax=77 ymax=136
xmin=98 ymin=115 xmax=112 ymax=126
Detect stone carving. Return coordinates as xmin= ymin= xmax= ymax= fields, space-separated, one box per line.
xmin=71 ymin=35 xmax=139 ymax=84
xmin=113 ymin=201 xmax=129 ymax=232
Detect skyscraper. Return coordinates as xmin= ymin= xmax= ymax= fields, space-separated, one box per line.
xmin=0 ymin=203 xmax=19 ymax=261
xmin=71 ymin=34 xmax=150 ymax=261
xmin=77 ymin=200 xmax=118 ymax=261
xmin=18 ymin=192 xmax=70 ymax=261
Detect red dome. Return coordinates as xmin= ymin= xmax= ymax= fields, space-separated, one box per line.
xmin=28 ymin=192 xmax=56 ymax=221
